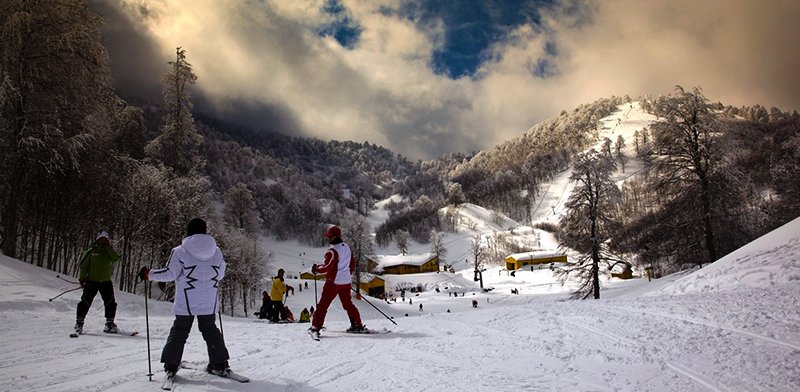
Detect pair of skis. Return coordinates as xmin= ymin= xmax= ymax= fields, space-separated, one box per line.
xmin=161 ymin=361 xmax=249 ymax=390
xmin=308 ymin=327 xmax=391 ymax=341
xmin=70 ymin=329 xmax=139 ymax=338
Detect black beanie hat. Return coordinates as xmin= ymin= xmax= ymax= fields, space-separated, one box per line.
xmin=187 ymin=218 xmax=207 ymax=236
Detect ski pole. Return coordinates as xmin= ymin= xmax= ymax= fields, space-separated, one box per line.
xmin=48 ymin=286 xmax=82 ymax=302
xmin=143 ymin=280 xmax=153 ymax=381
xmin=218 ymin=310 xmax=224 ymax=340
xmin=313 ymin=274 xmax=318 ymax=308
xmin=350 ymin=286 xmax=397 ymax=325
xmin=56 ymin=274 xmax=79 ymax=285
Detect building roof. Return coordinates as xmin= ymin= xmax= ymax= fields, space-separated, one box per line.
xmin=507 ymin=250 xmax=565 ymax=261
xmin=373 ymin=253 xmax=436 ymax=272
xmin=357 ymin=272 xmax=384 ymax=282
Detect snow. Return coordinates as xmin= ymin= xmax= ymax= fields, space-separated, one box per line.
xmin=373 ymin=252 xmax=434 ymax=268
xmin=507 ymin=250 xmax=565 ymax=261
xmin=2 ymin=105 xmax=798 ymax=391
xmin=2 ymin=215 xmax=799 ymax=391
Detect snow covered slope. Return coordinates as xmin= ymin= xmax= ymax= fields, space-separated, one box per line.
xmin=2 ymin=217 xmax=799 ymax=391
xmin=530 ymin=102 xmax=657 ymax=222
xmin=657 ymin=216 xmax=800 ymax=295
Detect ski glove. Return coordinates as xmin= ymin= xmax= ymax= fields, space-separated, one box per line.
xmin=138 ymin=267 xmax=150 ymax=282
xmin=79 ymin=278 xmax=86 ymax=288
xmin=311 ymin=264 xmax=318 ymax=274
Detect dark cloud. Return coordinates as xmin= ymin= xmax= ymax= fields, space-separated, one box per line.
xmin=90 ymin=0 xmax=166 ymax=101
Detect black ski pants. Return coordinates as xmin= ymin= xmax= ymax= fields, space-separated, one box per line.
xmin=76 ymin=281 xmax=116 ymax=321
xmin=161 ymin=314 xmax=229 ymax=368
xmin=269 ymin=300 xmax=283 ymax=322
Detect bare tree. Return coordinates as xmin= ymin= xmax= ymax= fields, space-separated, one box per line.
xmin=646 ymin=86 xmax=723 ymax=265
xmin=223 ymin=183 xmax=261 ymax=234
xmin=559 ymin=150 xmax=622 ymax=299
xmin=429 ymin=230 xmax=447 ymax=268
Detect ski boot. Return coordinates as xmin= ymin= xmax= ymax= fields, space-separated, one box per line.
xmin=346 ymin=324 xmax=367 ymax=333
xmin=73 ymin=321 xmax=84 ymax=335
xmin=103 ymin=321 xmax=118 ymax=334
xmin=206 ymin=361 xmax=232 ymax=377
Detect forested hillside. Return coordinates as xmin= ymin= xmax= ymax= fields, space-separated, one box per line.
xmin=1 ymin=1 xmax=798 ymax=312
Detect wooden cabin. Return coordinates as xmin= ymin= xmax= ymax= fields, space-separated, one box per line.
xmin=372 ymin=253 xmax=440 ymax=275
xmin=505 ymin=250 xmax=567 ymax=270
xmin=357 ymin=273 xmax=386 ymax=298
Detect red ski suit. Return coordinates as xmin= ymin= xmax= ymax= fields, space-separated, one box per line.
xmin=311 ymin=242 xmax=362 ymax=330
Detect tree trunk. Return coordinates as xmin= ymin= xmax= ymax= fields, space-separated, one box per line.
xmin=699 ymin=174 xmax=717 ymax=266
xmin=590 ymin=215 xmax=601 ymax=299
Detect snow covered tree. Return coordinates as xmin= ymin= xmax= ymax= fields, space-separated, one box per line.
xmin=770 ymin=130 xmax=800 ymax=219
xmin=601 ymin=137 xmax=613 ymax=158
xmin=223 ymin=182 xmax=261 ymax=234
xmin=559 ymin=150 xmax=622 ymax=299
xmin=0 ymin=0 xmax=115 ymax=258
xmin=615 ymin=135 xmax=627 ymax=173
xmin=645 ymin=86 xmax=723 ymax=265
xmin=216 ymin=228 xmax=268 ymax=317
xmin=430 ymin=230 xmax=447 ymax=268
xmin=395 ymin=230 xmax=410 ymax=255
xmin=145 ymin=47 xmax=204 ymax=176
xmin=446 ymin=183 xmax=466 ymax=206
xmin=341 ymin=214 xmax=374 ymax=296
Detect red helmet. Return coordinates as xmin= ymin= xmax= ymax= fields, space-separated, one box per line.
xmin=324 ymin=226 xmax=341 ymax=239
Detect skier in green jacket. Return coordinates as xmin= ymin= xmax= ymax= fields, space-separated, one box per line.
xmin=73 ymin=231 xmax=120 ymax=335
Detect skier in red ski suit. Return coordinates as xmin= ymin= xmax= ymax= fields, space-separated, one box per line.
xmin=309 ymin=226 xmax=364 ymax=333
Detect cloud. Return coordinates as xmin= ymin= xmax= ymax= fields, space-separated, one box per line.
xmin=106 ymin=0 xmax=800 ymax=160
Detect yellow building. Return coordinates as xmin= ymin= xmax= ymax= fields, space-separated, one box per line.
xmin=299 ymin=272 xmax=326 ymax=281
xmin=357 ymin=273 xmax=386 ymax=297
xmin=372 ymin=253 xmax=440 ymax=275
xmin=505 ymin=250 xmax=567 ymax=270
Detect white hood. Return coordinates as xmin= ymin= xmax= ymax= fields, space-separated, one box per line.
xmin=181 ymin=234 xmax=218 ymax=260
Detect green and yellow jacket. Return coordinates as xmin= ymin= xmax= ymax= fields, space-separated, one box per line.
xmin=79 ymin=245 xmax=120 ymax=282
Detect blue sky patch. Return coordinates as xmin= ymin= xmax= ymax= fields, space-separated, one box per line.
xmin=319 ymin=0 xmax=361 ymax=49
xmin=398 ymin=0 xmax=556 ymax=79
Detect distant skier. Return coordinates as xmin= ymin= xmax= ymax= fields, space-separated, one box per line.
xmin=269 ymin=269 xmax=287 ymax=322
xmin=308 ymin=226 xmax=364 ymax=338
xmin=74 ymin=230 xmax=120 ymax=335
xmin=139 ymin=218 xmax=235 ymax=381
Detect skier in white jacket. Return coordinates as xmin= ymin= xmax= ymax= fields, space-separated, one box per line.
xmin=139 ymin=218 xmax=232 ymax=380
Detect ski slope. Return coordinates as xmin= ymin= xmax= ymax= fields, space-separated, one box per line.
xmin=1 ymin=217 xmax=799 ymax=391
xmin=529 ymin=101 xmax=657 ymax=222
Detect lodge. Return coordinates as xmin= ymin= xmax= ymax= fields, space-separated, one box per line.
xmin=371 ymin=253 xmax=440 ymax=275
xmin=505 ymin=250 xmax=567 ymax=270
xmin=357 ymin=273 xmax=386 ymax=297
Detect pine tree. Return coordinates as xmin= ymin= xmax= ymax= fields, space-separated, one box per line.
xmin=145 ymin=47 xmax=204 ymax=176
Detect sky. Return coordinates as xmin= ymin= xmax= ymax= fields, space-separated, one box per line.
xmin=100 ymin=0 xmax=800 ymax=160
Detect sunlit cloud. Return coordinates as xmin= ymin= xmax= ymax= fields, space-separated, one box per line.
xmin=109 ymin=0 xmax=800 ymax=160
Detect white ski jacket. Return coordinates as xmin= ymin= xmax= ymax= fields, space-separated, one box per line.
xmin=150 ymin=234 xmax=226 ymax=316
